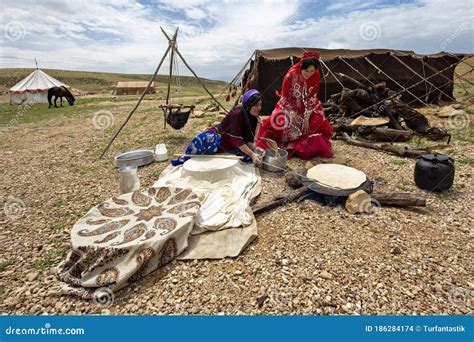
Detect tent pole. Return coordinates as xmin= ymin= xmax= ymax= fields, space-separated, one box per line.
xmin=350 ymin=61 xmax=461 ymax=118
xmin=99 ymin=44 xmax=172 ymax=159
xmin=216 ymin=52 xmax=254 ymax=99
xmin=364 ymin=57 xmax=431 ymax=107
xmin=337 ymin=57 xmax=376 ymax=86
xmin=161 ymin=27 xmax=229 ymax=114
xmin=319 ymin=59 xmax=345 ymax=88
xmin=165 ymin=28 xmax=179 ymax=105
xmin=164 ymin=28 xmax=179 ymax=129
xmin=174 ymin=47 xmax=229 ymax=113
xmin=390 ymin=52 xmax=455 ymax=102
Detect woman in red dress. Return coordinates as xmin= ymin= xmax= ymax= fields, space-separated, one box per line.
xmin=255 ymin=51 xmax=334 ymax=160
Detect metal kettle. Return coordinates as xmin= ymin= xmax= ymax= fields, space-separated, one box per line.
xmin=414 ymin=153 xmax=455 ymax=192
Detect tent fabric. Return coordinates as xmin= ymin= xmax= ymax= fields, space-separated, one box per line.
xmin=244 ymin=48 xmax=465 ymax=115
xmin=9 ymin=69 xmax=69 ymax=93
xmin=9 ymin=69 xmax=69 ymax=105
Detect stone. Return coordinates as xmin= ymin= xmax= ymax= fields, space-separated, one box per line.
xmin=391 ymin=246 xmax=402 ymax=255
xmin=193 ymin=110 xmax=205 ymax=118
xmin=345 ymin=190 xmax=372 ymax=214
xmin=319 ymin=271 xmax=333 ymax=280
xmin=26 ymin=272 xmax=39 ymax=282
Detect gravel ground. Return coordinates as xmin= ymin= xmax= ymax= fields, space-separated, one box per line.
xmin=0 ymin=98 xmax=472 ymax=315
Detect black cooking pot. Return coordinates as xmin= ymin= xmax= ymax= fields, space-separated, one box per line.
xmin=414 ymin=153 xmax=455 ymax=192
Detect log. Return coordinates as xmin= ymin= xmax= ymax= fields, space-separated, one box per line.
xmin=339 ymin=133 xmax=430 ymax=158
xmin=371 ymin=192 xmax=426 ymax=207
xmin=252 ymin=186 xmax=308 ymax=216
xmin=365 ymin=128 xmax=412 ymax=142
xmin=334 ymin=125 xmax=412 ymax=142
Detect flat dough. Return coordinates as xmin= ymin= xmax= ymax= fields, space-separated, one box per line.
xmin=307 ymin=164 xmax=367 ymax=189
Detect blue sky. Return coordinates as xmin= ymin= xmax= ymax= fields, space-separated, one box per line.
xmin=1 ymin=0 xmax=472 ymax=80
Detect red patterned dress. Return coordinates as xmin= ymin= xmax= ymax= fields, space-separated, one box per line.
xmin=255 ymin=57 xmax=334 ymax=159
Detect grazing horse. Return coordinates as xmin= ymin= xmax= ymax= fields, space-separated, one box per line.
xmin=48 ymin=86 xmax=75 ymax=108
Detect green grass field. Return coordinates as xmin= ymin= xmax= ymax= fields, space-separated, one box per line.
xmin=0 ymin=68 xmax=226 ymax=94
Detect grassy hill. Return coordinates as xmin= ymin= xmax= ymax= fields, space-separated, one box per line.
xmin=0 ymin=68 xmax=227 ymax=94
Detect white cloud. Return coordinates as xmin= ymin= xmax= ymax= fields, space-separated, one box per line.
xmin=0 ymin=0 xmax=472 ymax=81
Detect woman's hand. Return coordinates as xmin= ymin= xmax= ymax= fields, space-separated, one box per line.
xmin=255 ymin=146 xmax=265 ymax=157
xmin=251 ymin=152 xmax=263 ymax=166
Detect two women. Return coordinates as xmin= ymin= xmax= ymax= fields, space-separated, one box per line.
xmin=173 ymin=51 xmax=334 ymax=166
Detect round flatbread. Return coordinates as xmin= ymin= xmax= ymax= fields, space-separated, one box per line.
xmin=306 ymin=164 xmax=367 ymax=190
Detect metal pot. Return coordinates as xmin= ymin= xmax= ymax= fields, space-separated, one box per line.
xmin=414 ymin=153 xmax=454 ymax=192
xmin=115 ymin=150 xmax=155 ymax=170
xmin=263 ymin=149 xmax=288 ymax=172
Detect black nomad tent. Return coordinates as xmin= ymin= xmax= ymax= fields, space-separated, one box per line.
xmin=241 ymin=48 xmax=467 ymax=115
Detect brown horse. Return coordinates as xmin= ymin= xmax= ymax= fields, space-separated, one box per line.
xmin=48 ymin=86 xmax=75 ymax=108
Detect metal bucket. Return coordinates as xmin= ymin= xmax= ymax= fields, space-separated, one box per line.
xmin=263 ymin=148 xmax=288 ymax=172
xmin=115 ymin=150 xmax=155 ymax=169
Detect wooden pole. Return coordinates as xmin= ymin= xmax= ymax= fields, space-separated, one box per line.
xmin=175 ymin=48 xmax=229 ymax=114
xmin=161 ymin=27 xmax=229 ymax=114
xmin=164 ymin=28 xmax=179 ymax=128
xmin=99 ymin=44 xmax=172 ymax=159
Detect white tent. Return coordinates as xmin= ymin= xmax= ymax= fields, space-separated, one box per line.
xmin=9 ymin=69 xmax=70 ymax=105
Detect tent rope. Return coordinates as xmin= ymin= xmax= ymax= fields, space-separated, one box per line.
xmin=389 ymin=52 xmax=455 ymax=102
xmin=364 ymin=56 xmax=431 ymax=107
xmin=349 ymin=61 xmax=460 ymax=118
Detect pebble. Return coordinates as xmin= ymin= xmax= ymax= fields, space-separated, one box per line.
xmin=26 ymin=272 xmax=39 ymax=282
xmin=319 ymin=271 xmax=333 ymax=280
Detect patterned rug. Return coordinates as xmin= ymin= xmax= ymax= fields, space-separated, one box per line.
xmin=57 ymin=186 xmax=200 ymax=299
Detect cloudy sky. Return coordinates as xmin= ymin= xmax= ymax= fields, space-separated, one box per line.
xmin=1 ymin=0 xmax=472 ymax=80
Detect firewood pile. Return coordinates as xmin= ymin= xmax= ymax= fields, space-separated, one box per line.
xmin=322 ymin=73 xmax=450 ymax=143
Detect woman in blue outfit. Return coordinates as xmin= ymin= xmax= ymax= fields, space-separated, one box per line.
xmin=172 ymin=89 xmax=264 ymax=166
